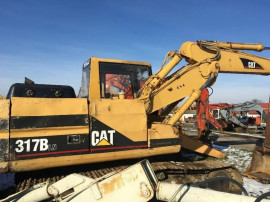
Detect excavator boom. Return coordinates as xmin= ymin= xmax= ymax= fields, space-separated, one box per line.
xmin=180 ymin=41 xmax=270 ymax=74
xmin=139 ymin=41 xmax=270 ymax=123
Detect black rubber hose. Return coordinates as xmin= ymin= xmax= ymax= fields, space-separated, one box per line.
xmin=177 ymin=184 xmax=190 ymax=202
xmin=189 ymin=176 xmax=248 ymax=196
xmin=255 ymin=191 xmax=270 ymax=202
xmin=198 ymin=43 xmax=221 ymax=61
xmin=175 ymin=177 xmax=248 ymax=202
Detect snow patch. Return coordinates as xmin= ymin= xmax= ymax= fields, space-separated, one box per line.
xmin=243 ymin=177 xmax=270 ymax=197
xmin=214 ymin=144 xmax=270 ymax=197
xmin=221 ymin=146 xmax=252 ymax=173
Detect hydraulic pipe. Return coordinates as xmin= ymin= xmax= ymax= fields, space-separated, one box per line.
xmin=166 ymin=89 xmax=201 ymax=126
xmin=157 ymin=54 xmax=183 ymax=80
xmin=165 ymin=76 xmax=215 ymax=126
xmin=139 ymin=54 xmax=182 ymax=98
xmin=198 ymin=41 xmax=267 ymax=51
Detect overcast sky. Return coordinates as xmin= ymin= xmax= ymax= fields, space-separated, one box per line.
xmin=0 ymin=0 xmax=269 ymax=103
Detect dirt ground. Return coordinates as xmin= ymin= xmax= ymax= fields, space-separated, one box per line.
xmin=210 ymin=133 xmax=258 ymax=151
xmin=183 ymin=126 xmax=259 ymax=152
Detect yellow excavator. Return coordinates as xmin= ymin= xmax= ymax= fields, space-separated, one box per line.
xmin=0 ymin=40 xmax=270 ymax=194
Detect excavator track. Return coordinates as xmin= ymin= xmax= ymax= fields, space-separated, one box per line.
xmin=12 ymin=157 xmax=242 ymax=195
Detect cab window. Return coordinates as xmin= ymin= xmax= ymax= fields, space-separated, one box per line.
xmin=99 ymin=62 xmax=150 ymax=99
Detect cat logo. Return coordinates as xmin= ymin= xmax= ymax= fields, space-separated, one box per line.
xmin=240 ymin=58 xmax=263 ymax=70
xmin=248 ymin=61 xmax=256 ymax=69
xmin=91 ymin=130 xmax=115 ymax=146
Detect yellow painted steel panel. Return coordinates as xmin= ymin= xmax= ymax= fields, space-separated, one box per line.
xmin=0 ymin=99 xmax=10 ymax=118
xmin=0 ymin=100 xmax=9 ymax=166
xmin=90 ymin=99 xmax=147 ymax=142
xmin=180 ymin=134 xmax=225 ymax=158
xmin=0 ymin=131 xmax=9 ymax=139
xmin=10 ymin=126 xmax=89 ymax=138
xmin=148 ymin=123 xmax=177 ymax=140
xmin=9 ymin=145 xmax=180 ymax=172
xmin=10 ymin=98 xmax=89 ymax=139
xmin=0 ymin=100 xmax=9 ymax=140
xmin=89 ymin=58 xmax=101 ymax=99
xmin=0 ymin=162 xmax=8 ymax=173
xmin=91 ymin=57 xmax=150 ymax=66
xmin=11 ymin=97 xmax=88 ymax=116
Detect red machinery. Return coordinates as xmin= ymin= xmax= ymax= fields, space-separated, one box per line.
xmin=105 ymin=74 xmax=134 ymax=99
xmin=196 ymin=88 xmax=223 ymax=140
xmin=196 ymin=88 xmax=267 ymax=139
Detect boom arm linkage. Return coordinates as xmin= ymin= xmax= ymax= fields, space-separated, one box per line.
xmin=139 ymin=41 xmax=270 ymax=126
xmin=219 ymin=102 xmax=263 ymax=128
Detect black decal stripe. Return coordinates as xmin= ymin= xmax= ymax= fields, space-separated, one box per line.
xmin=91 ymin=144 xmax=147 ymax=151
xmin=15 ymin=145 xmax=149 ymax=158
xmin=11 ymin=134 xmax=90 ymax=160
xmin=91 ymin=117 xmax=146 ymax=148
xmin=240 ymin=58 xmax=263 ymax=70
xmin=150 ymin=138 xmax=180 ymax=148
xmin=10 ymin=115 xmax=88 ymax=129
xmin=90 ymin=118 xmax=149 ymax=153
xmin=16 ymin=148 xmax=89 ymax=158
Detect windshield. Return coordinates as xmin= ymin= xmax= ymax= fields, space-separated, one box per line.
xmin=79 ymin=59 xmax=90 ymax=98
xmin=99 ymin=62 xmax=150 ymax=99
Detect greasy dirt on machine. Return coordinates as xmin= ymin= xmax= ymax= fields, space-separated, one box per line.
xmin=0 ymin=100 xmax=10 ymax=167
xmin=151 ymin=160 xmax=242 ymax=194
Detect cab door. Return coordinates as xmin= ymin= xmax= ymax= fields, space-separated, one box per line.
xmin=89 ymin=99 xmax=148 ymax=153
xmin=88 ymin=58 xmax=151 ymax=153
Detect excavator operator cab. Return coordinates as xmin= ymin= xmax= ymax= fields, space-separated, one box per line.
xmin=80 ymin=57 xmax=152 ymax=99
xmin=212 ymin=109 xmax=221 ymax=119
